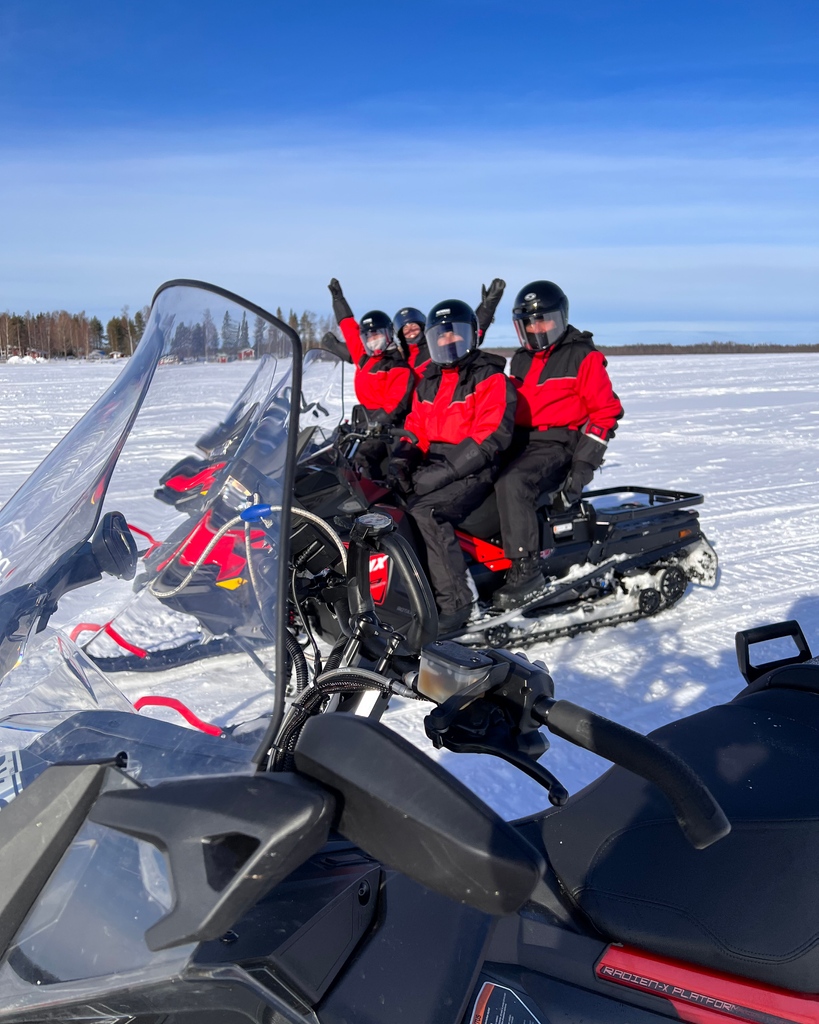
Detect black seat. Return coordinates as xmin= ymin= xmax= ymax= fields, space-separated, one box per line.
xmin=537 ymin=668 xmax=819 ymax=993
xmin=457 ymin=484 xmax=566 ymax=542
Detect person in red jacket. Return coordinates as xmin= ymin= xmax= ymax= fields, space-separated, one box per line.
xmin=388 ymin=299 xmax=516 ymax=634
xmin=394 ymin=279 xmax=506 ymax=384
xmin=494 ymin=280 xmax=624 ymax=609
xmin=327 ymin=280 xmax=414 ymax=479
xmin=393 ymin=307 xmax=430 ymax=381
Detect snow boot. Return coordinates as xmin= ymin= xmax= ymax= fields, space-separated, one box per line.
xmin=437 ymin=603 xmax=473 ymax=637
xmin=493 ymin=556 xmax=547 ymax=610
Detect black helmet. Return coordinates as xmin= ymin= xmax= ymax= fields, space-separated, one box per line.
xmin=426 ymin=299 xmax=478 ymax=366
xmin=512 ymin=281 xmax=569 ymax=351
xmin=393 ymin=306 xmax=426 ymax=343
xmin=359 ymin=309 xmax=396 ymax=356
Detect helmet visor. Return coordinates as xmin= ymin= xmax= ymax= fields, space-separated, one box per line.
xmin=427 ymin=321 xmax=475 ymax=364
xmin=362 ymin=328 xmax=393 ymax=356
xmin=514 ymin=309 xmax=567 ymax=350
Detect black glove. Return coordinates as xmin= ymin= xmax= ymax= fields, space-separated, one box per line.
xmin=561 ymin=460 xmax=595 ymax=506
xmin=387 ymin=457 xmax=415 ymax=497
xmin=328 ymin=278 xmax=354 ymax=323
xmin=320 ymin=330 xmax=352 ymax=364
xmin=446 ymin=437 xmax=486 ymax=478
xmin=413 ymin=461 xmax=457 ymax=496
xmin=573 ymin=431 xmax=608 ymax=470
xmin=476 ymin=277 xmax=506 ymax=335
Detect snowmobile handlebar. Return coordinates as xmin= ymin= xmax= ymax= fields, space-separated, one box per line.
xmin=534 ymin=698 xmax=731 ymax=850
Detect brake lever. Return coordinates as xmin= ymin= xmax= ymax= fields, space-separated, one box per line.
xmin=422 ymin=649 xmax=569 ymax=806
xmin=426 ymin=697 xmax=569 ymax=806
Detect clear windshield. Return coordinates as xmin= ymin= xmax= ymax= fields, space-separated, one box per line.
xmin=0 ymin=283 xmax=309 ymax=1018
xmin=194 ymin=353 xmax=284 ymax=457
xmin=0 ymin=283 xmax=299 ymax=743
xmin=73 ymin=348 xmax=345 ymax=714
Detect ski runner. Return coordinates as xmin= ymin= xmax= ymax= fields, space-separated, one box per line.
xmin=494 ymin=280 xmax=624 ymax=610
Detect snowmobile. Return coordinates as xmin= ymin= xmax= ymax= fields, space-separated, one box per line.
xmin=297 ymin=413 xmax=719 ymax=648
xmin=76 ymin=340 xmax=349 ymax=678
xmin=152 ymin=352 xmax=282 ymax=516
xmin=83 ymin=345 xmax=717 ymax=673
xmin=0 ymin=279 xmax=817 ymax=1024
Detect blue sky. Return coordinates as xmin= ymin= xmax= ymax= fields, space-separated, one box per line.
xmin=1 ymin=0 xmax=817 ymax=345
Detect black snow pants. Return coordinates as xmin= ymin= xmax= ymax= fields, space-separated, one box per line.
xmin=407 ymin=469 xmax=494 ymax=614
xmin=496 ymin=440 xmax=573 ymax=557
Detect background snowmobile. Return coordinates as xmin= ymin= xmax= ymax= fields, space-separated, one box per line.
xmin=0 ymin=293 xmax=816 ymax=1024
xmin=152 ymin=352 xmax=282 ymax=517
xmin=88 ymin=348 xmax=717 ymax=674
xmin=299 ymin=413 xmax=718 ymax=647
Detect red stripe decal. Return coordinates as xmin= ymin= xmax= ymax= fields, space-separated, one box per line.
xmin=596 ymin=946 xmax=819 ymax=1024
xmin=70 ymin=622 xmax=103 ymax=642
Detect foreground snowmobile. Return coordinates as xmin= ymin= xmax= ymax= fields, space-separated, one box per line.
xmin=1 ymin=279 xmax=818 ymax=1024
xmin=86 ymin=347 xmax=717 ymax=672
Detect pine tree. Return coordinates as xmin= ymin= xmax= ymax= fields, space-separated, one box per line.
xmin=299 ymin=310 xmax=318 ymax=350
xmin=253 ymin=315 xmax=266 ymax=352
xmin=202 ymin=309 xmax=218 ymax=361
xmin=88 ymin=316 xmax=104 ymax=352
xmin=221 ymin=311 xmax=237 ymax=358
xmin=238 ymin=311 xmax=249 ymax=351
xmin=106 ymin=317 xmax=125 ymax=355
xmin=133 ymin=310 xmax=146 ymax=343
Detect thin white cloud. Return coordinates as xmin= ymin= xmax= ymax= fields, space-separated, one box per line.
xmin=1 ymin=125 xmax=816 ymax=343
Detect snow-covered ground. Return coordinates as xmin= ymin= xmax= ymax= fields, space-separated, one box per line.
xmin=3 ymin=355 xmax=819 ymax=820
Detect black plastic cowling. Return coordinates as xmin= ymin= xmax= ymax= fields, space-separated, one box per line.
xmin=293 ymin=712 xmax=546 ymax=915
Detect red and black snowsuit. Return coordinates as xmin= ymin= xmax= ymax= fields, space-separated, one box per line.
xmin=405 ymin=337 xmax=431 ymax=381
xmin=338 ymin=316 xmax=414 ymax=424
xmin=338 ymin=316 xmax=414 ymax=479
xmin=394 ymin=351 xmax=516 ymax=615
xmin=497 ymin=327 xmax=623 ymax=557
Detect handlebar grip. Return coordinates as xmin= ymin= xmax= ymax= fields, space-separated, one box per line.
xmin=378 ymin=531 xmax=437 ymax=651
xmin=543 ymin=700 xmax=730 ymax=849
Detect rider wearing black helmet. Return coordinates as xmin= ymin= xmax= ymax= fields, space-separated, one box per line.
xmin=327 ymin=279 xmax=414 ymax=479
xmin=388 ymin=298 xmax=516 ymax=633
xmin=393 ymin=307 xmax=430 ymax=380
xmin=393 ymin=277 xmax=505 ymax=383
xmin=494 ymin=280 xmax=623 ymax=610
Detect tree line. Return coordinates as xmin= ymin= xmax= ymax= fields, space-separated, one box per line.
xmin=0 ymin=305 xmax=336 ymax=360
xmin=595 ymin=341 xmax=819 ymax=356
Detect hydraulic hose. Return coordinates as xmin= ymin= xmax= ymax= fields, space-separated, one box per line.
xmin=149 ymin=513 xmax=244 ymax=599
xmin=271 ymin=667 xmax=393 ymax=771
xmin=284 ymin=631 xmax=309 ymax=694
xmin=323 ymin=635 xmax=348 ymax=673
xmin=150 ymin=504 xmax=348 ymax=602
